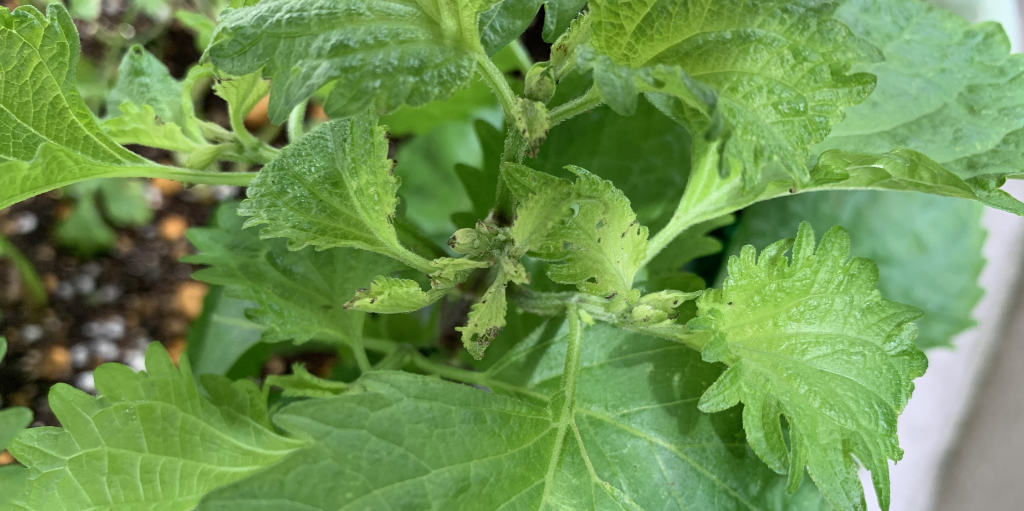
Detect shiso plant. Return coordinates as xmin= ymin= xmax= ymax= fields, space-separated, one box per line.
xmin=0 ymin=0 xmax=1018 ymax=510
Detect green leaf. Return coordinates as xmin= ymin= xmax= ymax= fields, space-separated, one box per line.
xmin=479 ymin=0 xmax=542 ymax=55
xmin=106 ymin=45 xmax=185 ymax=128
xmin=527 ymin=97 xmax=693 ymax=230
xmin=0 ymin=466 xmax=29 ymax=509
xmin=345 ymin=276 xmax=446 ymax=314
xmin=689 ymin=223 xmax=927 ymax=511
xmin=457 ymin=271 xmax=511 ymax=358
xmin=728 ymin=191 xmax=984 ymax=349
xmin=239 ymin=116 xmax=434 ymax=273
xmin=585 ymin=0 xmax=879 ymax=183
xmin=209 ymin=0 xmax=493 ymax=123
xmin=201 ymin=326 xmax=831 ymax=510
xmin=0 ymin=337 xmax=33 ymax=450
xmin=265 ymin=364 xmax=348 ymax=398
xmin=506 ymin=164 xmax=649 ymax=302
xmin=393 ymin=121 xmax=483 ymax=239
xmin=97 ymin=179 xmax=153 ymax=227
xmin=7 ymin=343 xmax=302 ymax=511
xmin=812 ymin=0 xmax=1024 ymax=213
xmin=0 ymin=5 xmax=171 ymax=210
xmin=542 ymin=0 xmax=586 ymax=42
xmin=186 ymin=203 xmax=406 ymax=345
xmin=214 ymin=71 xmax=271 ymax=130
xmin=185 ymin=286 xmax=266 ymax=377
xmin=101 ymin=102 xmax=201 ymax=153
xmin=54 ymin=188 xmax=117 ymax=256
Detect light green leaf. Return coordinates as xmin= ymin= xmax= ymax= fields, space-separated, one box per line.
xmin=0 ymin=466 xmax=29 ymax=509
xmin=265 ymin=364 xmax=348 ymax=398
xmin=506 ymin=164 xmax=649 ymax=302
xmin=101 ymin=103 xmax=201 ymax=153
xmin=457 ymin=271 xmax=511 ymax=358
xmin=827 ymin=0 xmax=1024 ymax=174
xmin=0 ymin=6 xmax=168 ymax=210
xmin=728 ymin=191 xmax=985 ymax=350
xmin=811 ymin=0 xmax=1024 ymax=213
xmin=239 ymin=116 xmax=434 ymax=273
xmin=185 ymin=286 xmax=266 ymax=377
xmin=7 ymin=343 xmax=303 ymax=511
xmin=585 ymin=0 xmax=879 ymax=184
xmin=209 ymin=0 xmax=493 ymax=123
xmin=186 ymin=203 xmax=406 ymax=345
xmin=214 ymin=71 xmax=271 ymax=130
xmin=106 ymin=45 xmax=185 ymax=127
xmin=345 ymin=276 xmax=446 ymax=314
xmin=689 ymin=223 xmax=927 ymax=511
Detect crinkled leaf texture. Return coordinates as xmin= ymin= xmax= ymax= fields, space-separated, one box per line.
xmin=0 ymin=5 xmax=163 ymax=210
xmin=209 ymin=0 xmax=493 ymax=123
xmin=200 ymin=326 xmax=830 ymax=510
xmin=689 ymin=223 xmax=927 ymax=511
xmin=728 ymin=191 xmax=985 ymax=349
xmin=505 ymin=164 xmax=649 ymax=302
xmin=5 ymin=343 xmax=302 ymax=511
xmin=818 ymin=0 xmax=1024 ymax=213
xmin=239 ymin=115 xmax=434 ymax=273
xmin=186 ymin=203 xmax=405 ymax=345
xmin=585 ymin=0 xmax=879 ymax=184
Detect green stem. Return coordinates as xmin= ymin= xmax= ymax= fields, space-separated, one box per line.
xmin=477 ymin=53 xmax=518 ymax=122
xmin=140 ymin=165 xmax=259 ymax=186
xmin=287 ymin=100 xmax=309 ymax=143
xmin=348 ymin=338 xmax=372 ymax=374
xmin=549 ymin=87 xmax=603 ymax=127
xmin=560 ymin=304 xmax=584 ymax=408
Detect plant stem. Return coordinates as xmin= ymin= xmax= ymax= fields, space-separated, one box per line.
xmin=139 ymin=166 xmax=259 ymax=186
xmin=559 ymin=304 xmax=584 ymax=410
xmin=549 ymin=87 xmax=603 ymax=127
xmin=287 ymin=100 xmax=308 ymax=143
xmin=477 ymin=53 xmax=518 ymax=122
xmin=348 ymin=338 xmax=373 ymax=374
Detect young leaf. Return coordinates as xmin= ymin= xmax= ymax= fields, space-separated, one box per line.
xmin=728 ymin=191 xmax=985 ymax=350
xmin=689 ymin=223 xmax=927 ymax=511
xmin=239 ymin=115 xmax=434 ymax=273
xmin=102 ymin=102 xmax=201 ymax=153
xmin=584 ymin=0 xmax=879 ymax=183
xmin=814 ymin=0 xmax=1024 ymax=213
xmin=457 ymin=270 xmax=511 ymax=358
xmin=506 ymin=164 xmax=649 ymax=302
xmin=265 ymin=364 xmax=348 ymax=398
xmin=345 ymin=276 xmax=448 ymax=314
xmin=187 ymin=203 xmax=406 ymax=345
xmin=7 ymin=343 xmax=302 ymax=511
xmin=209 ymin=0 xmax=494 ymax=123
xmin=106 ymin=45 xmax=186 ymax=128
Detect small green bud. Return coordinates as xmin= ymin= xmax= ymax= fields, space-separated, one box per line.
xmin=525 ymin=62 xmax=556 ymax=104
